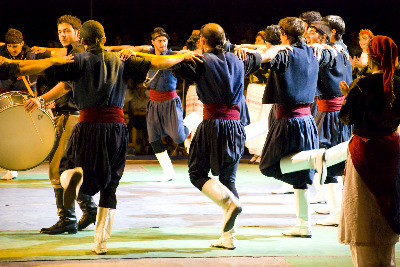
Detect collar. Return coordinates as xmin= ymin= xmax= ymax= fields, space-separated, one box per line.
xmin=66 ymin=41 xmax=83 ymax=54
xmin=292 ymin=40 xmax=306 ymax=47
xmin=206 ymin=47 xmax=224 ymax=55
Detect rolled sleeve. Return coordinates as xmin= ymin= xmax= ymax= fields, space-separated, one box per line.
xmin=124 ymin=56 xmax=151 ymax=82
xmin=243 ymin=52 xmax=262 ymax=76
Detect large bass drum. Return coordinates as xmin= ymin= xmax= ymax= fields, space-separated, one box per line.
xmin=0 ymin=91 xmax=56 ymax=171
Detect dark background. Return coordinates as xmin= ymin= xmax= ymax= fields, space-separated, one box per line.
xmin=2 ymin=0 xmax=400 ymax=52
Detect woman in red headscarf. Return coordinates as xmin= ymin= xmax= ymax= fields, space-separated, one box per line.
xmin=339 ymin=35 xmax=400 ymax=266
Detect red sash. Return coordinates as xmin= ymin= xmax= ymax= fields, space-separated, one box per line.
xmin=149 ymin=90 xmax=178 ymax=101
xmin=317 ymin=96 xmax=345 ymax=112
xmin=203 ymin=103 xmax=240 ymax=120
xmin=276 ymin=104 xmax=311 ymax=119
xmin=79 ymin=106 xmax=125 ymax=123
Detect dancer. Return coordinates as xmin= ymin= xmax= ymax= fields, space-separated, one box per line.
xmin=338 ymin=35 xmax=400 ymax=266
xmin=24 ymin=20 xmax=202 ymax=255
xmin=174 ymin=22 xmax=292 ymax=249
xmin=259 ymin=17 xmax=337 ymax=238
xmin=312 ymin=14 xmax=354 ymax=206
xmin=34 ymin=15 xmax=99 ymax=235
xmin=146 ymin=27 xmax=201 ymax=182
xmin=323 ymin=15 xmax=353 ymax=84
xmin=306 ymin=21 xmax=352 ymax=226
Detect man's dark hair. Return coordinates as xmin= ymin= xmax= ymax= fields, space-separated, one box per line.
xmin=80 ymin=20 xmax=105 ymax=45
xmin=200 ymin=23 xmax=225 ymax=48
xmin=310 ymin=21 xmax=332 ymax=41
xmin=185 ymin=33 xmax=200 ymax=51
xmin=323 ymin=15 xmax=345 ymax=40
xmin=5 ymin=28 xmax=23 ymax=44
xmin=264 ymin=25 xmax=281 ymax=45
xmin=151 ymin=27 xmax=169 ymax=40
xmin=278 ymin=17 xmax=306 ymax=44
xmin=57 ymin=15 xmax=82 ymax=30
xmin=299 ymin=11 xmax=322 ymax=26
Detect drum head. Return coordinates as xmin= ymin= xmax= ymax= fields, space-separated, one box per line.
xmin=0 ymin=105 xmax=56 ymax=171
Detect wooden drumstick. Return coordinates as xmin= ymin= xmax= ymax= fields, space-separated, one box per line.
xmin=21 ymin=76 xmax=35 ymax=96
xmin=28 ymin=113 xmax=44 ymax=144
xmin=21 ymin=76 xmax=44 ymax=143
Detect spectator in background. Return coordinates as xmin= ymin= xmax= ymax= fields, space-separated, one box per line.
xmin=127 ymin=80 xmax=150 ymax=154
xmin=351 ymin=29 xmax=374 ymax=78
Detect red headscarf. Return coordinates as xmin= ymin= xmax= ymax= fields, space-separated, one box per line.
xmin=368 ymin=35 xmax=398 ymax=105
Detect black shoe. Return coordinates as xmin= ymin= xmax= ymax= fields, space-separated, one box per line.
xmin=78 ymin=212 xmax=97 ymax=230
xmin=40 ymin=219 xmax=78 ymax=235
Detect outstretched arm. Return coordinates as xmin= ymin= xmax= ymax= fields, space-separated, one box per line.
xmin=105 ymin=45 xmax=152 ymax=52
xmin=118 ymin=50 xmax=203 ymax=70
xmin=16 ymin=55 xmax=74 ymax=76
xmin=149 ymin=52 xmax=203 ymax=70
xmin=258 ymin=45 xmax=293 ymax=63
xmin=235 ymin=44 xmax=268 ymax=50
xmin=31 ymin=46 xmax=68 ymax=57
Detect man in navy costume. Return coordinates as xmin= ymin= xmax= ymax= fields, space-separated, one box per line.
xmin=146 ymin=27 xmax=200 ymax=182
xmin=36 ymin=15 xmax=99 ymax=236
xmin=323 ymin=15 xmax=353 ymax=86
xmin=306 ymin=21 xmax=353 ymax=226
xmin=24 ymin=20 xmax=202 ymax=255
xmin=259 ymin=17 xmax=338 ymax=238
xmin=174 ymin=22 xmax=291 ymax=249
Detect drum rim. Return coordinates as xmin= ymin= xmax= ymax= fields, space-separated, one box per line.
xmin=0 ymin=91 xmax=57 ymax=171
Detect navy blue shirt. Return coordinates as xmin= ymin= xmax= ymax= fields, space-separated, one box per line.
xmin=174 ymin=48 xmax=261 ymax=105
xmin=147 ymin=48 xmax=177 ymax=92
xmin=262 ymin=41 xmax=319 ymax=105
xmin=334 ymin=40 xmax=353 ymax=85
xmin=317 ymin=47 xmax=352 ymax=99
xmin=47 ymin=49 xmax=151 ymax=109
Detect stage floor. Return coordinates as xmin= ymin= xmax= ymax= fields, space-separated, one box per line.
xmin=0 ymin=159 xmax=399 ymax=266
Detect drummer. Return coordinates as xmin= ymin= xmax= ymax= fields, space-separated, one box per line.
xmin=0 ymin=28 xmax=52 ymax=180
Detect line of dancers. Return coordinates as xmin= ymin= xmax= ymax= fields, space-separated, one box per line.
xmin=1 ymin=10 xmax=399 ymax=266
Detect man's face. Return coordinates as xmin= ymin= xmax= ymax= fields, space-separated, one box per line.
xmin=280 ymin=31 xmax=289 ymax=45
xmin=306 ymin=27 xmax=321 ymax=45
xmin=151 ymin=36 xmax=168 ymax=54
xmin=6 ymin=42 xmax=24 ymax=57
xmin=58 ymin=23 xmax=79 ymax=47
xmin=255 ymin=35 xmax=265 ymax=45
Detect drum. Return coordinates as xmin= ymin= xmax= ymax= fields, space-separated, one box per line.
xmin=0 ymin=91 xmax=56 ymax=171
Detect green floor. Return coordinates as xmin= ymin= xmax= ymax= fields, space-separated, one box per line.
xmin=1 ymin=160 xmax=399 ymax=266
xmin=0 ymin=227 xmax=353 ymax=264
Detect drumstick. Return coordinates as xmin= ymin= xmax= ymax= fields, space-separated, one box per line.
xmin=21 ymin=76 xmax=35 ymax=96
xmin=21 ymin=76 xmax=44 ymax=143
xmin=27 ymin=113 xmax=44 ymax=144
